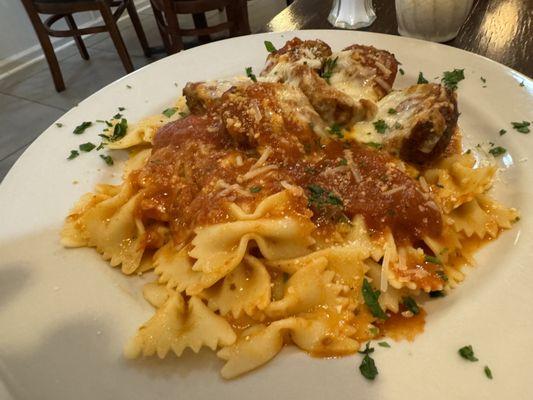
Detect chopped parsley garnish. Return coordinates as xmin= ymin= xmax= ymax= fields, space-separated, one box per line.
xmin=112 ymin=113 xmax=122 ymax=119
xmin=378 ymin=341 xmax=391 ymax=348
xmin=424 ymin=254 xmax=443 ymax=265
xmin=249 ymin=185 xmax=262 ymax=193
xmin=402 ymin=297 xmax=420 ymax=315
xmin=387 ymin=108 xmax=397 ymax=115
xmin=373 ymin=119 xmax=388 ymax=134
xmin=96 ymin=142 xmax=105 ymax=151
xmin=358 ymin=342 xmax=378 ymax=380
xmin=368 ymin=326 xmax=379 ymax=336
xmin=399 ymin=68 xmax=405 ymax=75
xmin=118 ymin=106 xmax=125 ymax=111
xmin=67 ymin=150 xmax=79 ymax=160
xmin=126 ymin=84 xmax=132 ymax=89
xmin=107 ymin=118 xmax=128 ymax=142
xmin=358 ymin=342 xmax=375 ymax=355
xmin=178 ymin=111 xmax=189 ymax=118
xmin=338 ymin=158 xmax=348 ymax=166
xmin=329 ymin=123 xmax=343 ymax=138
xmin=73 ymin=121 xmax=92 ymax=134
xmin=365 ymin=142 xmax=383 ymax=149
xmin=519 ymin=81 xmax=525 ymax=87
xmin=79 ymin=142 xmax=96 ymax=152
xmin=99 ymin=154 xmax=114 ymax=166
xmin=245 ymin=67 xmax=257 ymax=82
xmin=307 ymin=184 xmax=343 ymax=209
xmin=489 ymin=146 xmax=507 ymax=156
xmin=458 ymin=345 xmax=478 ymax=362
xmin=499 ymin=129 xmax=507 ymax=136
xmin=441 ymin=69 xmax=465 ymax=90
xmin=480 ymin=77 xmax=486 ymax=84
xmin=429 ymin=290 xmax=445 ymax=298
xmin=511 ymin=121 xmax=530 ymax=134
xmin=417 ymin=72 xmax=429 ymax=84
xmin=436 ymin=270 xmax=449 ymax=282
xmin=264 ymin=40 xmax=276 ymax=53
xmin=393 ymin=122 xmax=403 ymax=130
xmin=162 ymin=108 xmax=177 ymax=118
xmin=362 ymin=279 xmax=387 ymax=320
xmin=321 ymin=57 xmax=338 ymax=84
xmin=55 ymin=122 xmax=63 ymax=128
xmin=484 ymin=366 xmax=493 ymax=379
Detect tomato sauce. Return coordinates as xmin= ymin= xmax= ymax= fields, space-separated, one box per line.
xmin=132 ymin=82 xmax=443 ymax=247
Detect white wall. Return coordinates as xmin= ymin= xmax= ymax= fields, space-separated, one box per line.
xmin=0 ymin=0 xmax=147 ymax=78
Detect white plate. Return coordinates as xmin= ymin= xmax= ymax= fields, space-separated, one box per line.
xmin=0 ymin=30 xmax=532 ymax=400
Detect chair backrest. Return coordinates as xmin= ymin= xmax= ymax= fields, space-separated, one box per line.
xmin=151 ymin=0 xmax=249 ymax=38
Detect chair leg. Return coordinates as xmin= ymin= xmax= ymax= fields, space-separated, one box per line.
xmin=192 ymin=13 xmax=210 ymax=44
xmin=161 ymin=0 xmax=183 ymax=53
xmin=65 ymin=14 xmax=90 ymax=60
xmin=126 ymin=0 xmax=151 ymax=57
xmin=20 ymin=0 xmax=65 ymax=91
xmin=99 ymin=2 xmax=134 ymax=73
xmin=151 ymin=2 xmax=172 ymax=55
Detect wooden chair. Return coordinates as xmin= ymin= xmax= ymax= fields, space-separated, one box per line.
xmin=20 ymin=0 xmax=151 ymax=92
xmin=149 ymin=0 xmax=251 ymax=54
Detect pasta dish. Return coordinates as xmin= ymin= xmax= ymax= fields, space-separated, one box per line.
xmin=61 ymin=38 xmax=518 ymax=379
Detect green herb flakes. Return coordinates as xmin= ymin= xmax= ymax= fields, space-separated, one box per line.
xmin=499 ymin=129 xmax=507 ymax=136
xmin=73 ymin=121 xmax=92 ymax=134
xmin=329 ymin=123 xmax=343 ymax=138
xmin=100 ymin=154 xmax=114 ymax=166
xmin=399 ymin=68 xmax=405 ymax=75
xmin=402 ymin=296 xmax=420 ymax=315
xmin=484 ymin=366 xmax=493 ymax=379
xmin=359 ymin=342 xmax=378 ymax=380
xmin=338 ymin=158 xmax=348 ymax=166
xmin=373 ymin=119 xmax=388 ymax=134
xmin=112 ymin=113 xmax=122 ymax=119
xmin=417 ymin=72 xmax=429 ymax=84
xmin=429 ymin=290 xmax=445 ymax=298
xmin=442 ymin=69 xmax=465 ymax=90
xmin=387 ymin=108 xmax=397 ymax=115
xmin=126 ymin=84 xmax=132 ymax=89
xmin=67 ymin=150 xmax=79 ymax=160
xmin=79 ymin=142 xmax=96 ymax=152
xmin=489 ymin=146 xmax=507 ymax=156
xmin=458 ymin=345 xmax=478 ymax=362
xmin=55 ymin=122 xmax=63 ymax=128
xmin=511 ymin=121 xmax=530 ymax=134
xmin=162 ymin=107 xmax=177 ymax=118
xmin=245 ymin=67 xmax=257 ymax=82
xmin=118 ymin=106 xmax=125 ymax=111
xmin=264 ymin=40 xmax=276 ymax=53
xmin=249 ymin=186 xmax=262 ymax=193
xmin=362 ymin=279 xmax=387 ymax=319
xmin=480 ymin=77 xmax=486 ymax=84
xmin=307 ymin=184 xmax=344 ymax=209
xmin=365 ymin=142 xmax=383 ymax=150
xmin=378 ymin=342 xmax=390 ymax=348
xmin=107 ymin=118 xmax=128 ymax=142
xmin=321 ymin=57 xmax=338 ymax=84
xmin=424 ymin=254 xmax=443 ymax=265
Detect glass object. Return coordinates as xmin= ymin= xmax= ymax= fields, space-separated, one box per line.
xmin=328 ymin=0 xmax=376 ymax=30
xmin=396 ymin=0 xmax=474 ymax=43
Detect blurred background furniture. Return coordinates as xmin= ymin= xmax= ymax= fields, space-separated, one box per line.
xmin=149 ymin=0 xmax=251 ymax=54
xmin=263 ymin=0 xmax=533 ymax=77
xmin=20 ymin=0 xmax=150 ymax=92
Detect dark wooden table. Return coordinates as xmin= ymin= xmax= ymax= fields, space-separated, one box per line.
xmin=263 ymin=0 xmax=533 ymax=78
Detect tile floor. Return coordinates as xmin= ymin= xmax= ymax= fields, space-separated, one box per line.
xmin=0 ymin=0 xmax=286 ymax=182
